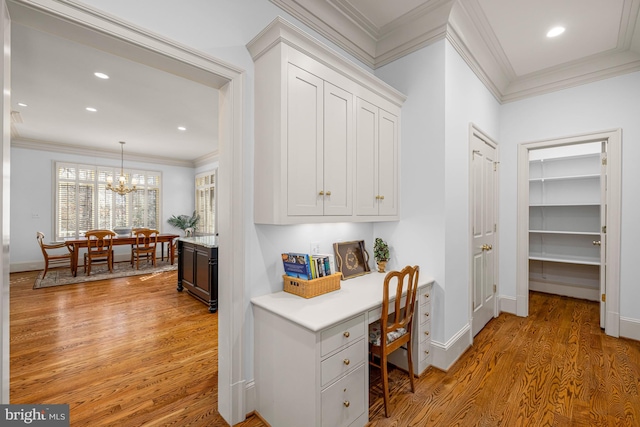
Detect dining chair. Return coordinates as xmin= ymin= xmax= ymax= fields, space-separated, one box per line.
xmin=368 ymin=265 xmax=420 ymax=417
xmin=84 ymin=229 xmax=116 ymax=275
xmin=131 ymin=228 xmax=159 ymax=269
xmin=36 ymin=231 xmax=74 ymax=278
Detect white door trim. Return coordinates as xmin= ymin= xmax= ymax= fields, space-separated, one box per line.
xmin=469 ymin=123 xmax=500 ymax=336
xmin=516 ymin=129 xmax=621 ymax=337
xmin=4 ymin=0 xmax=247 ymax=422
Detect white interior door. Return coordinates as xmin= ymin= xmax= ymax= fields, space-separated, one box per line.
xmin=471 ymin=131 xmax=497 ymax=337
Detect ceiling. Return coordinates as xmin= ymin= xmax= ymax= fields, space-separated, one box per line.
xmin=10 ymin=18 xmax=219 ymax=166
xmin=272 ymin=0 xmax=640 ymax=101
xmin=9 ymin=0 xmax=640 ymax=163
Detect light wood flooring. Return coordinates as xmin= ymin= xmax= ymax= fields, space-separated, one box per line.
xmin=10 ymin=270 xmax=640 ymax=426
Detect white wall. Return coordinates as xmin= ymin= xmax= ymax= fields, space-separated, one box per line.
xmin=373 ymin=39 xmax=501 ymax=356
xmin=442 ymin=41 xmax=500 ymax=339
xmin=373 ymin=41 xmax=447 ymax=342
xmin=499 ymin=70 xmax=640 ymax=324
xmin=10 ymin=146 xmax=194 ymax=269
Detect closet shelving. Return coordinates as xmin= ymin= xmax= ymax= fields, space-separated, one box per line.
xmin=528 ymin=151 xmax=601 ymax=300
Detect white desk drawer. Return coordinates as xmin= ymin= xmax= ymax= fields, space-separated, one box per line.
xmin=321 ymin=339 xmax=365 ymax=387
xmin=420 ymin=287 xmax=431 ymax=305
xmin=419 ymin=335 xmax=431 ymax=362
xmin=419 ymin=305 xmax=431 ymax=325
xmin=419 ymin=321 xmax=431 ymax=342
xmin=321 ymin=315 xmax=365 ymax=357
xmin=321 ymin=364 xmax=365 ymax=427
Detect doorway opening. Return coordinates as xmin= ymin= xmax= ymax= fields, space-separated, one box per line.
xmin=516 ymin=129 xmax=621 ymax=337
xmin=3 ymin=0 xmax=245 ymax=423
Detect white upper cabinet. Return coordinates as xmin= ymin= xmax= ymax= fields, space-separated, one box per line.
xmin=248 ymin=17 xmax=405 ymax=224
xmin=355 ymin=98 xmax=398 ymax=216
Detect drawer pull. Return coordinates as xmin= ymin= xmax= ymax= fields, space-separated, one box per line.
xmin=425 ymin=312 xmax=430 ymax=317
xmin=424 ymin=293 xmax=430 ymax=298
xmin=343 ymin=359 xmax=350 ymax=366
xmin=343 ymin=400 xmax=350 ymax=408
xmin=424 ymin=331 xmax=430 ymax=336
xmin=425 ymin=350 xmax=430 ymax=355
xmin=343 ymin=331 xmax=350 ymax=338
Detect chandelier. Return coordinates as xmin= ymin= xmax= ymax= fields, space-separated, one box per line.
xmin=106 ymin=141 xmax=137 ymax=195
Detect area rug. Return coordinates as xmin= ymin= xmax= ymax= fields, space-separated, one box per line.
xmin=33 ymin=261 xmax=177 ymax=289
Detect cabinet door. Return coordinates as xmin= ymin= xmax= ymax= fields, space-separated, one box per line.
xmin=377 ymin=109 xmax=398 ymax=216
xmin=182 ymin=244 xmax=196 ymax=287
xmin=323 ymin=83 xmax=353 ymax=216
xmin=194 ymin=247 xmax=211 ymax=297
xmin=355 ymin=98 xmax=378 ymax=215
xmin=287 ymin=64 xmax=324 ymax=216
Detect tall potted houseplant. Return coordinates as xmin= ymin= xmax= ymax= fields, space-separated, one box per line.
xmin=373 ymin=238 xmax=390 ymax=273
xmin=167 ymin=211 xmax=200 ymax=236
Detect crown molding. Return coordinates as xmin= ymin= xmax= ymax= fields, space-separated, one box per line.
xmin=11 ymin=138 xmax=198 ymax=168
xmin=270 ymin=0 xmax=640 ymax=103
xmin=247 ymin=16 xmax=407 ymax=106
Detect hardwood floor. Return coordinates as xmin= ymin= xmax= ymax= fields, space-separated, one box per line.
xmin=11 ymin=270 xmax=640 ymax=426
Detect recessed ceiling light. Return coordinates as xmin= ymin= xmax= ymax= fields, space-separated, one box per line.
xmin=547 ymin=26 xmax=565 ymax=38
xmin=17 ymin=102 xmax=27 ymax=107
xmin=177 ymin=126 xmax=187 ymax=131
xmin=94 ymin=72 xmax=109 ymax=79
xmin=86 ymin=107 xmax=97 ymax=112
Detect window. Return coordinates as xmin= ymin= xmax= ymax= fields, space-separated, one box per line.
xmin=195 ymin=170 xmax=217 ymax=235
xmin=55 ymin=162 xmax=161 ymax=240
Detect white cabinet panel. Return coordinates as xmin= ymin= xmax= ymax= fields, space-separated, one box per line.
xmin=287 ymin=65 xmax=324 ymax=216
xmin=355 ymin=98 xmax=399 ymax=217
xmin=250 ymin=19 xmax=405 ymax=224
xmin=323 ymin=83 xmax=353 ymax=216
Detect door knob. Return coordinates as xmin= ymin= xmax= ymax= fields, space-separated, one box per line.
xmin=593 ymin=240 xmax=601 ymax=246
xmin=481 ymin=244 xmax=492 ymax=251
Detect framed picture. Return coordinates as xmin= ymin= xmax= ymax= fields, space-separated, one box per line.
xmin=333 ymin=240 xmax=371 ymax=280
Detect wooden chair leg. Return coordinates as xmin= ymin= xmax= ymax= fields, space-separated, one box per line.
xmin=407 ymin=340 xmax=415 ymax=392
xmin=381 ymin=352 xmax=390 ymax=418
xmin=43 ymin=260 xmax=49 ymax=279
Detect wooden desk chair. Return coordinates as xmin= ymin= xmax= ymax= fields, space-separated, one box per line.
xmin=36 ymin=231 xmax=74 ymax=278
xmin=368 ymin=265 xmax=420 ymax=417
xmin=84 ymin=229 xmax=116 ymax=275
xmin=131 ymin=229 xmax=159 ymax=269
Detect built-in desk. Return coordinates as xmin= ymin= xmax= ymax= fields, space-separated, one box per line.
xmin=251 ymin=272 xmax=434 ymax=427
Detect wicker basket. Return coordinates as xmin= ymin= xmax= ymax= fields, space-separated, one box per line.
xmin=283 ymin=273 xmax=341 ymax=298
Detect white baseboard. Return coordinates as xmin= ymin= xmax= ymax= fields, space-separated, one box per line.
xmin=529 ymin=280 xmax=599 ymax=302
xmin=10 ymin=261 xmax=42 ymax=273
xmin=499 ymin=295 xmax=516 ymax=314
xmin=430 ymin=323 xmax=472 ymax=372
xmin=620 ymin=317 xmax=640 ymax=342
xmin=244 ymin=380 xmax=256 ymax=415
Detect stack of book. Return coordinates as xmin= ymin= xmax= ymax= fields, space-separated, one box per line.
xmin=281 ymin=252 xmax=335 ymax=280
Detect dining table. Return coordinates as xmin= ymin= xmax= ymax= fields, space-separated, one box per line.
xmin=65 ymin=233 xmax=180 ymax=276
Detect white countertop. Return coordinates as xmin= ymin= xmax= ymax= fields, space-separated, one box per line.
xmin=251 ymin=272 xmax=434 ymax=332
xmin=178 ymin=235 xmax=218 ymax=248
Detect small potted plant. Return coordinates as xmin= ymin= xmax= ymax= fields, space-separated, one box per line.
xmin=167 ymin=211 xmax=200 ymax=236
xmin=373 ymin=238 xmax=390 ymax=273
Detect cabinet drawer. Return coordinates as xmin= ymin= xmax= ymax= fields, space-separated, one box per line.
xmin=321 ymin=315 xmax=365 ymax=357
xmin=420 ymin=287 xmax=431 ymax=306
xmin=419 ymin=333 xmax=431 ymax=362
xmin=419 ymin=321 xmax=431 ymax=343
xmin=321 ymin=364 xmax=365 ymax=427
xmin=419 ymin=304 xmax=431 ymax=326
xmin=321 ymin=339 xmax=365 ymax=387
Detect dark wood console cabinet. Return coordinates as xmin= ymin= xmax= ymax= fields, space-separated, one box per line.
xmin=177 ymin=239 xmax=218 ymax=313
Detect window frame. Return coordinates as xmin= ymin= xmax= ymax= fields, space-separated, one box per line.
xmin=54 ymin=161 xmax=162 ymax=240
xmin=195 ymin=169 xmax=217 ymax=235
